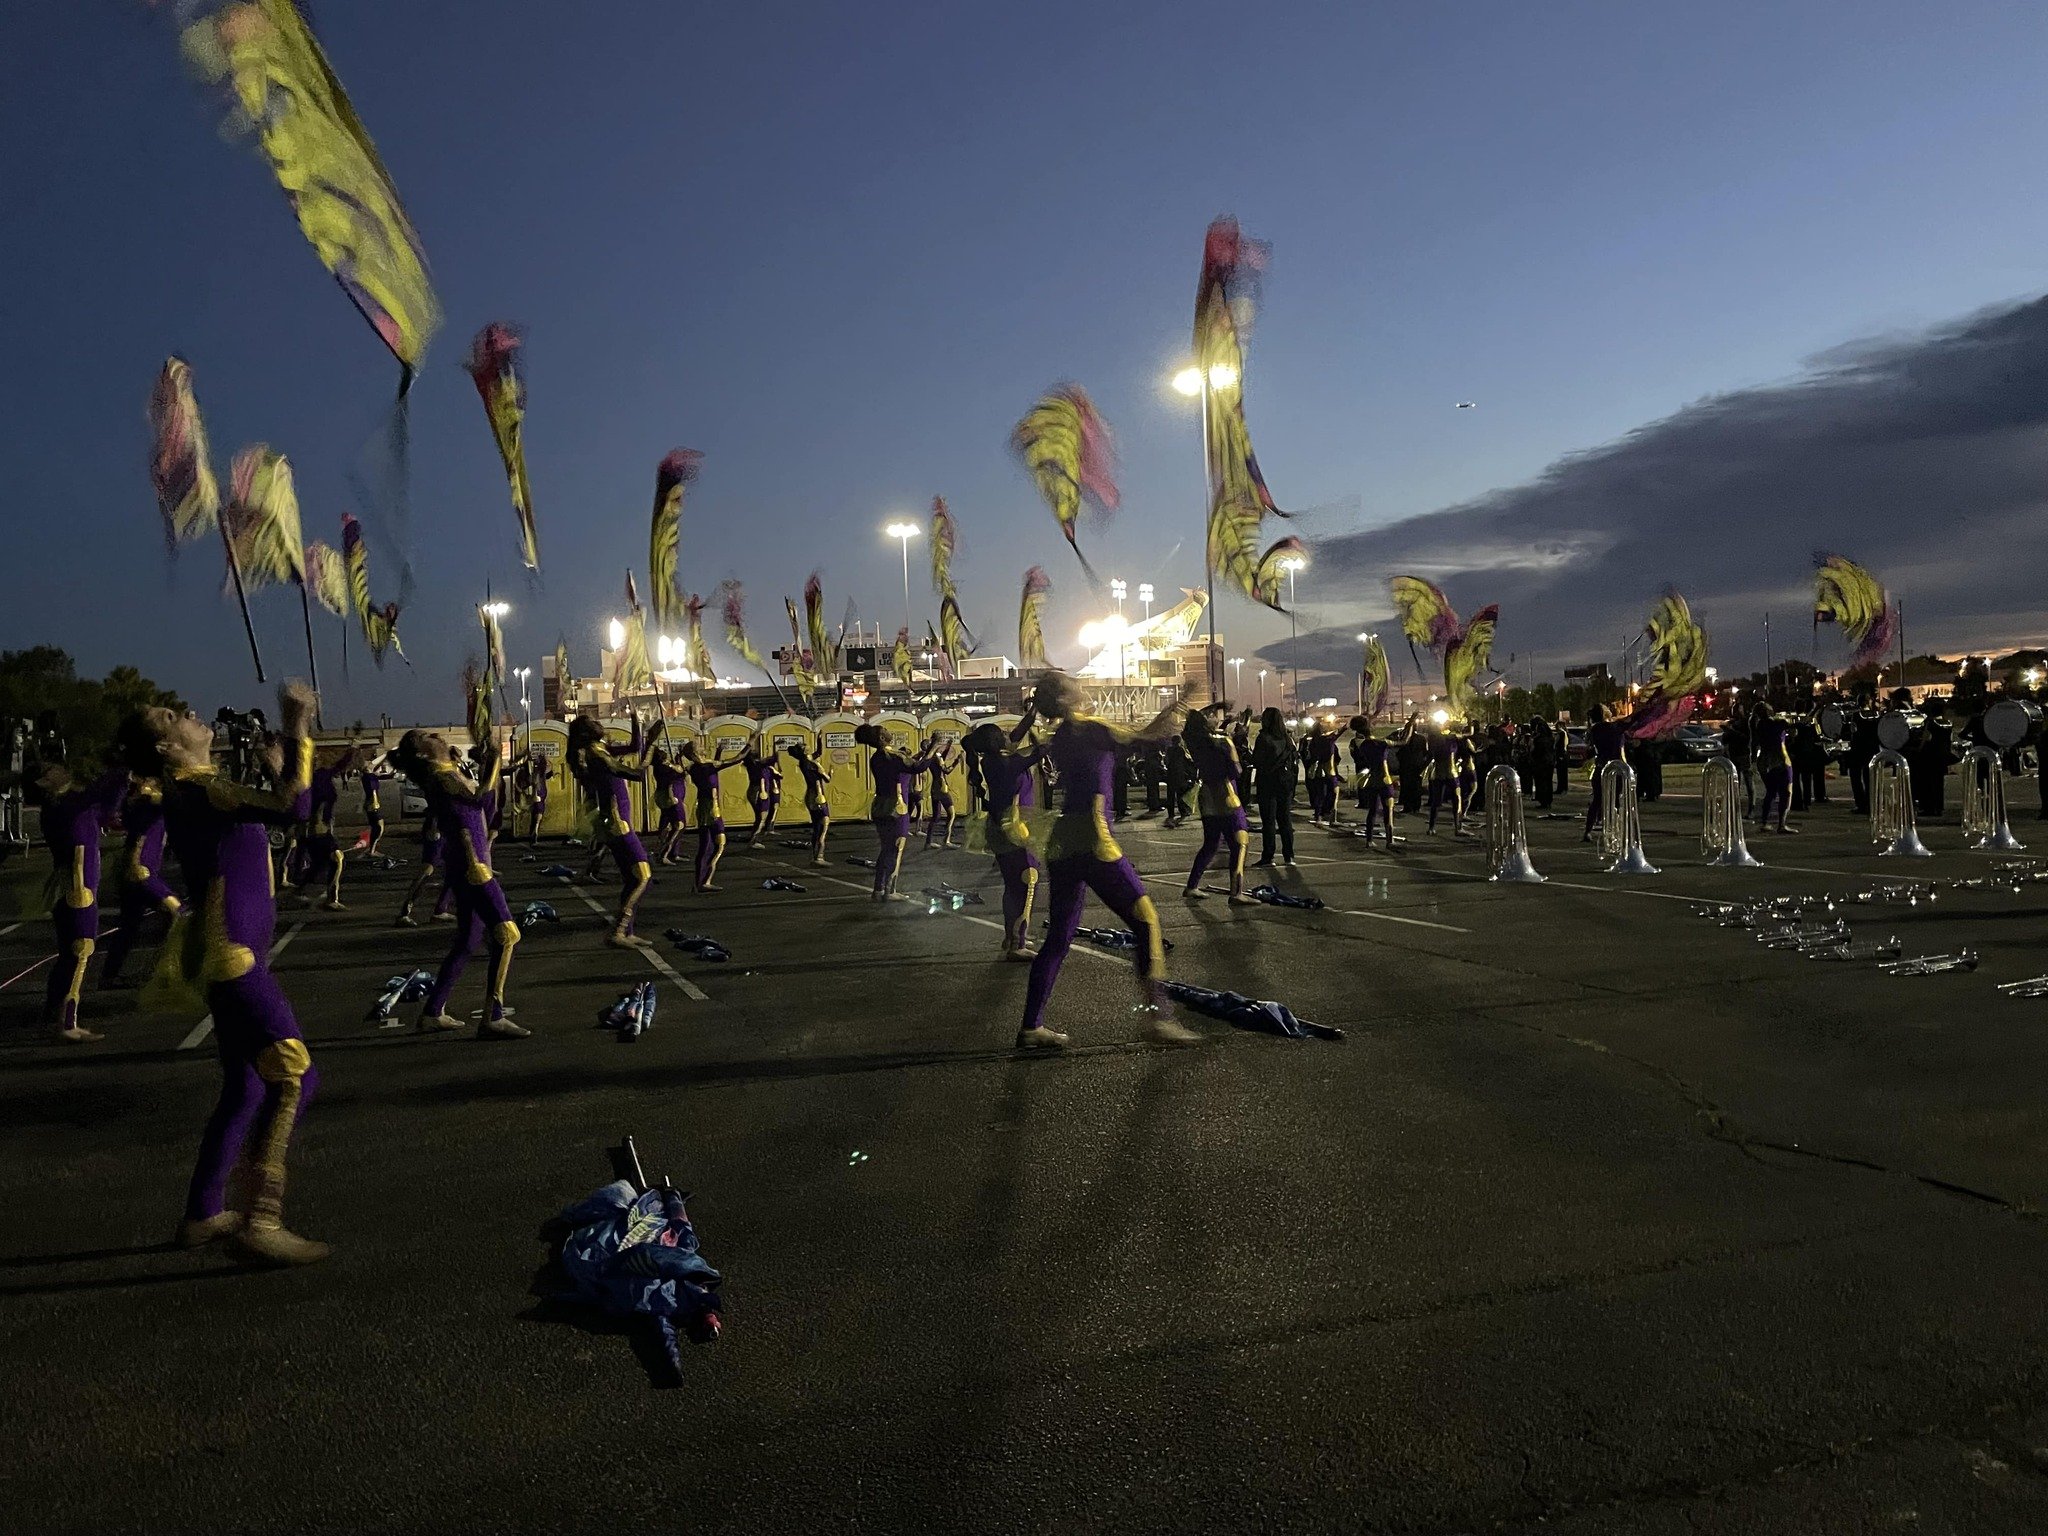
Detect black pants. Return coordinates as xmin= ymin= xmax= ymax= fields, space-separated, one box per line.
xmin=1399 ymin=772 xmax=1422 ymax=814
xmin=1165 ymin=777 xmax=1192 ymax=824
xmin=1848 ymin=760 xmax=1870 ymax=814
xmin=1257 ymin=786 xmax=1295 ymax=863
xmin=1530 ymin=762 xmax=1555 ymax=808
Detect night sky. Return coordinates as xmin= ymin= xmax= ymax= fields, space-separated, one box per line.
xmin=7 ymin=2 xmax=2048 ymax=716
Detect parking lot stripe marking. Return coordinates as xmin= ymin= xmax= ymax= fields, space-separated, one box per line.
xmin=566 ymin=888 xmax=710 ymax=1000
xmin=0 ymin=922 xmax=20 ymax=937
xmin=1332 ymin=908 xmax=1470 ymax=933
xmin=178 ymin=920 xmax=307 ymax=1049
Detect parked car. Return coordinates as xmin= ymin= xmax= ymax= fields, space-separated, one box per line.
xmin=1565 ymin=727 xmax=1589 ymax=767
xmin=1669 ymin=723 xmax=1724 ymax=761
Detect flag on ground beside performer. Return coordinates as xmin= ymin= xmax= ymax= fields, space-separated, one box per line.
xmin=464 ymin=323 xmax=539 ymax=572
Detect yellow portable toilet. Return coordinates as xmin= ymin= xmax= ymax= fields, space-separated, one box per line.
xmin=813 ymin=710 xmax=869 ymax=824
xmin=756 ymin=714 xmax=818 ymax=827
xmin=702 ymin=714 xmax=758 ymax=826
xmin=604 ymin=720 xmax=657 ymax=834
xmin=919 ymin=710 xmax=974 ymax=819
xmin=509 ymin=720 xmax=571 ymax=838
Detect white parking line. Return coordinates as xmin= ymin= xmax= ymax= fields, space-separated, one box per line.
xmin=0 ymin=922 xmax=20 ymax=938
xmin=178 ymin=920 xmax=308 ymax=1049
xmin=1332 ymin=907 xmax=1470 ymax=932
xmin=566 ymin=888 xmax=710 ymax=1000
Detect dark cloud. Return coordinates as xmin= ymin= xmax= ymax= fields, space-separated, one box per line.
xmin=1266 ymin=296 xmax=2048 ymax=679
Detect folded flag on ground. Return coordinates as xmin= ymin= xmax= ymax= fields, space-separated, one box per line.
xmin=520 ymin=901 xmax=559 ymax=927
xmin=599 ymin=981 xmax=657 ymax=1040
xmin=370 ymin=968 xmax=434 ymax=1023
xmin=922 ymin=885 xmax=985 ymax=910
xmin=1248 ymin=884 xmax=1325 ymax=910
xmin=540 ymin=864 xmax=576 ymax=879
xmin=542 ymin=1156 xmax=722 ymax=1384
xmin=665 ymin=931 xmax=731 ymax=962
xmin=845 ymin=856 xmax=876 ymax=869
xmin=1163 ymin=981 xmax=1343 ymax=1041
xmin=761 ymin=878 xmax=806 ymax=892
xmin=1066 ymin=923 xmax=1175 ymax=954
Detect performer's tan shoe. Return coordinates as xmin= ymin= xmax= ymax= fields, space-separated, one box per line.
xmin=230 ymin=1225 xmax=331 ymax=1268
xmin=174 ymin=1211 xmax=244 ymax=1248
xmin=1015 ymin=1026 xmax=1069 ymax=1050
xmin=1144 ymin=1017 xmax=1199 ymax=1045
xmin=417 ymin=1011 xmax=467 ymax=1033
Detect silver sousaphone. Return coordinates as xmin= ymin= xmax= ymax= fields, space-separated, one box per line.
xmin=1962 ymin=699 xmax=2031 ymax=852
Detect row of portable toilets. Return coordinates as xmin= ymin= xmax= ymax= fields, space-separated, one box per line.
xmin=507 ymin=712 xmax=994 ymax=836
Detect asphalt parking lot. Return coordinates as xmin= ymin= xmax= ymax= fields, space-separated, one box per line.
xmin=4 ymin=777 xmax=2048 ymax=1534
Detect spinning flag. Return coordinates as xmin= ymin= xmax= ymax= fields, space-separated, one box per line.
xmin=938 ymin=592 xmax=974 ymax=677
xmin=1359 ymin=634 xmax=1390 ymax=721
xmin=1626 ymin=590 xmax=1711 ymax=741
xmin=464 ymin=323 xmax=538 ymax=572
xmin=611 ymin=571 xmax=653 ymax=698
xmin=1813 ymin=553 xmax=1895 ymax=674
xmin=223 ymin=446 xmax=305 ymax=591
xmin=478 ymin=600 xmax=506 ymax=706
xmin=1390 ymin=576 xmax=1498 ymax=716
xmin=304 ymin=540 xmax=348 ymax=615
xmin=1442 ymin=606 xmax=1499 ymax=717
xmin=926 ymin=623 xmax=954 ymax=682
xmin=168 ymin=0 xmax=440 ymax=382
xmin=785 ymin=596 xmax=818 ymax=705
xmin=462 ymin=658 xmax=492 ymax=749
xmin=649 ymin=450 xmax=702 ymax=632
xmin=148 ymin=356 xmax=221 ymax=552
xmin=1011 ymin=386 xmax=1117 ymax=578
xmin=1018 ymin=567 xmax=1051 ymax=673
xmin=929 ymin=495 xmax=958 ymax=597
xmin=891 ymin=628 xmax=917 ymax=690
xmin=342 ymin=513 xmax=403 ymax=663
xmin=804 ymin=573 xmax=833 ymax=681
xmin=553 ymin=637 xmax=573 ymax=718
xmin=684 ymin=594 xmax=713 ymax=684
xmin=717 ymin=581 xmax=764 ymax=668
xmin=1195 ymin=217 xmax=1295 ymax=609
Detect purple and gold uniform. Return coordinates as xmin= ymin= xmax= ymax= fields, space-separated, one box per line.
xmin=420 ymin=746 xmax=519 ymax=1025
xmin=979 ymin=738 xmax=1042 ymax=954
xmin=162 ymin=737 xmax=317 ymax=1236
xmin=745 ymin=749 xmax=781 ymax=842
xmin=292 ymin=766 xmax=345 ymax=904
xmin=923 ymin=740 xmax=961 ymax=849
xmin=360 ymin=764 xmax=389 ymax=853
xmin=1351 ymin=732 xmax=1395 ymax=845
xmin=793 ymin=751 xmax=831 ymax=863
xmin=1019 ymin=718 xmax=1171 ymax=1034
xmin=688 ymin=756 xmax=744 ymax=890
xmin=864 ymin=736 xmax=934 ymax=897
xmin=99 ymin=778 xmax=183 ymax=987
xmin=1185 ymin=735 xmax=1249 ymax=892
xmin=40 ymin=769 xmax=127 ymax=1035
xmin=580 ymin=717 xmax=656 ymax=937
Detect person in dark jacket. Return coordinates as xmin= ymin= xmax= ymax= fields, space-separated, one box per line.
xmin=1395 ymin=716 xmax=1427 ymax=813
xmin=1163 ymin=736 xmax=1195 ymax=828
xmin=1251 ymin=708 xmax=1299 ymax=865
xmin=1554 ymin=719 xmax=1570 ymax=797
xmin=1846 ymin=700 xmax=1880 ymax=814
xmin=1913 ymin=709 xmax=1956 ymax=818
xmin=1526 ymin=717 xmax=1557 ymax=809
xmin=1790 ymin=719 xmax=1828 ymax=809
xmin=1720 ymin=709 xmax=1753 ymax=813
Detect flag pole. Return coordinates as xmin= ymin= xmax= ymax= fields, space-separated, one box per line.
xmin=297 ymin=579 xmax=323 ymax=727
xmin=219 ymin=519 xmax=266 ymax=683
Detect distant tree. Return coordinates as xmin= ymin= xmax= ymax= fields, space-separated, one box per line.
xmin=0 ymin=647 xmax=185 ymax=774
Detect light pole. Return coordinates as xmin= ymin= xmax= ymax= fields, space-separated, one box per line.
xmin=1229 ymin=655 xmax=1244 ymax=702
xmin=1257 ymin=668 xmax=1267 ymax=712
xmin=514 ymin=666 xmax=532 ymax=743
xmin=1110 ymin=577 xmax=1126 ymax=615
xmin=884 ymin=521 xmax=920 ymax=639
xmin=1173 ymin=361 xmax=1240 ymax=702
xmin=1138 ymin=583 xmax=1154 ymax=623
xmin=1278 ymin=553 xmax=1306 ymax=709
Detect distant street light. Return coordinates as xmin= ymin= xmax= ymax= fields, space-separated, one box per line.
xmin=1277 ymin=552 xmax=1307 ymax=708
xmin=1229 ymin=656 xmax=1244 ymax=700
xmin=1169 ymin=361 xmax=1244 ymax=697
xmin=884 ymin=521 xmax=920 ymax=638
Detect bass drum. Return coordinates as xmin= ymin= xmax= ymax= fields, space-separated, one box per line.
xmin=1983 ymin=698 xmax=2039 ymax=750
xmin=1876 ymin=712 xmax=1912 ymax=752
xmin=1816 ymin=703 xmax=1845 ymax=739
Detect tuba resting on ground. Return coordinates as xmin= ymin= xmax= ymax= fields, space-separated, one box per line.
xmin=1700 ymin=755 xmax=1762 ymax=868
xmin=1869 ymin=748 xmax=1932 ymax=858
xmin=1484 ymin=764 xmax=1544 ymax=883
xmin=1599 ymin=759 xmax=1659 ymax=875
